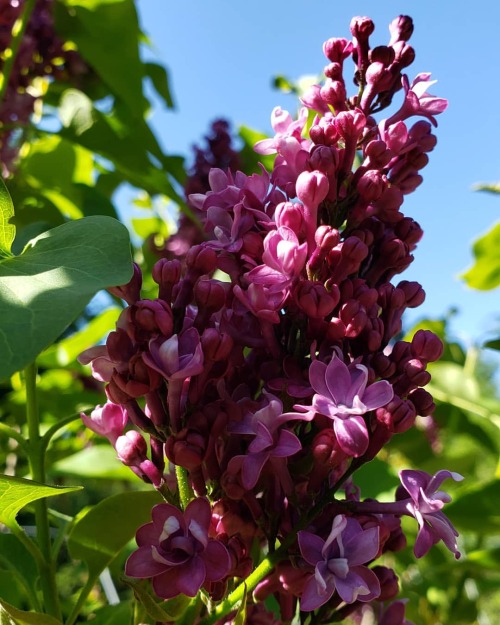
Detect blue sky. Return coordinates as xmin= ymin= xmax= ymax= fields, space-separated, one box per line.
xmin=135 ymin=0 xmax=499 ymax=346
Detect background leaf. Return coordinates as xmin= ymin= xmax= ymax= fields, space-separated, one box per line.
xmin=461 ymin=222 xmax=500 ymax=290
xmin=0 ymin=178 xmax=15 ymax=258
xmin=0 ymin=599 xmax=62 ymax=625
xmin=0 ymin=216 xmax=132 ymax=380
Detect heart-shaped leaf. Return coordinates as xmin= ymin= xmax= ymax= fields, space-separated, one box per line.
xmin=0 ymin=475 xmax=82 ymax=531
xmin=0 ymin=216 xmax=132 ymax=380
xmin=0 ymin=178 xmax=15 ymax=258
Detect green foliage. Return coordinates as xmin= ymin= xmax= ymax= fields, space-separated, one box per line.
xmin=0 ymin=215 xmax=132 ymax=380
xmin=461 ymin=222 xmax=500 ymax=290
xmin=0 ymin=178 xmax=15 ymax=258
xmin=0 ymin=599 xmax=62 ymax=625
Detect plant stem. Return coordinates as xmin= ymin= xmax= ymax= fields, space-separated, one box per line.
xmin=175 ymin=464 xmax=194 ymax=509
xmin=0 ymin=0 xmax=37 ymax=104
xmin=25 ymin=362 xmax=62 ymax=621
xmin=0 ymin=422 xmax=27 ymax=449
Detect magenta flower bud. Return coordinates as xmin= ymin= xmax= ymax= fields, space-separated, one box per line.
xmin=350 ymin=16 xmax=375 ymax=42
xmin=372 ymin=565 xmax=400 ymax=601
xmin=315 ymin=225 xmax=340 ymax=249
xmin=296 ymin=281 xmax=339 ymax=319
xmin=342 ymin=236 xmax=369 ymax=263
xmin=411 ymin=329 xmax=444 ymax=362
xmin=165 ymin=428 xmax=206 ymax=470
xmin=308 ymin=145 xmax=339 ymax=176
xmin=326 ymin=317 xmax=346 ymax=340
xmin=81 ymin=402 xmax=128 ymax=444
xmin=106 ymin=328 xmax=134 ymax=362
xmin=409 ymin=387 xmax=435 ymax=416
xmin=392 ymin=41 xmax=416 ymax=68
xmin=311 ymin=428 xmax=346 ymax=468
xmin=185 ymin=244 xmax=217 ymax=274
xmin=409 ymin=120 xmax=437 ymax=151
xmin=152 ymin=258 xmax=182 ymax=302
xmin=395 ymin=219 xmax=424 ymax=246
xmin=340 ymin=300 xmax=368 ymax=337
xmin=322 ymin=37 xmax=353 ymax=63
xmin=274 ymin=201 xmax=305 ymax=234
xmin=334 ymin=109 xmax=366 ymax=142
xmin=370 ymin=45 xmax=395 ymax=65
xmin=201 ymin=328 xmax=233 ymax=361
xmin=296 ymin=170 xmax=329 ymax=208
xmin=108 ymin=263 xmax=142 ymax=304
xmin=106 ymin=377 xmax=132 ymax=405
xmin=194 ymin=279 xmax=226 ymax=311
xmin=115 ymin=430 xmax=147 ymax=465
xmin=365 ymin=61 xmax=393 ymax=91
xmin=357 ymin=170 xmax=386 ymax=201
xmin=389 ymin=15 xmax=414 ymax=45
xmin=132 ymin=300 xmax=174 ymax=338
xmin=323 ymin=61 xmax=342 ymax=80
xmin=372 ymin=353 xmax=397 ymax=378
xmin=404 ymin=358 xmax=431 ymax=387
xmin=376 ymin=396 xmax=416 ymax=433
xmin=313 ymin=113 xmax=341 ymax=146
xmin=320 ymin=79 xmax=347 ymax=107
xmin=364 ymin=139 xmax=392 ymax=168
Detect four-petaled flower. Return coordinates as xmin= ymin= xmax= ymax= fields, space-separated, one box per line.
xmin=399 ymin=469 xmax=463 ymax=559
xmin=125 ymin=498 xmax=231 ymax=598
xmin=292 ymin=354 xmax=394 ymax=457
xmin=298 ymin=514 xmax=381 ymax=611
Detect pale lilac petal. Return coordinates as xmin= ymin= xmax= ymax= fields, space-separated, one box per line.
xmin=324 ymin=356 xmax=351 ymax=405
xmin=426 ymin=470 xmax=464 ymax=494
xmin=322 ymin=515 xmax=347 ymax=557
xmin=344 ymin=365 xmax=368 ymax=406
xmin=334 ymin=414 xmax=369 ymax=457
xmin=334 ymin=567 xmax=378 ymax=604
xmin=272 ymin=429 xmax=302 ymax=457
xmin=300 ymin=570 xmax=335 ymax=611
xmin=202 ymin=540 xmax=231 ymax=581
xmin=298 ymin=530 xmax=325 ymax=566
xmin=125 ymin=546 xmax=166 ymax=578
xmin=343 ymin=525 xmax=380 ymax=566
xmin=248 ymin=422 xmax=274 ymax=453
xmin=308 ymin=360 xmax=330 ymax=399
xmin=399 ymin=469 xmax=431 ymax=501
xmin=241 ymin=451 xmax=268 ymax=490
xmin=426 ymin=511 xmax=460 ymax=558
xmin=414 ymin=523 xmax=438 ymax=558
xmin=361 ymin=379 xmax=394 ymax=410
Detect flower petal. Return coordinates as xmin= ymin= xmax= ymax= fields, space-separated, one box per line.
xmin=125 ymin=546 xmax=166 ymax=578
xmin=202 ymin=540 xmax=232 ymax=581
xmin=300 ymin=570 xmax=335 ymax=611
xmin=361 ymin=379 xmax=394 ymax=410
xmin=298 ymin=530 xmax=325 ymax=567
xmin=334 ymin=414 xmax=369 ymax=457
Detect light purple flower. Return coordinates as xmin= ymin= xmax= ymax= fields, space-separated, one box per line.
xmin=292 ymin=355 xmax=394 ymax=457
xmin=254 ymin=106 xmax=308 ymax=154
xmin=228 ymin=395 xmax=302 ymax=490
xmin=125 ymin=498 xmax=231 ymax=599
xmin=386 ymin=73 xmax=448 ymax=127
xmin=80 ymin=402 xmax=128 ymax=444
xmin=298 ymin=514 xmax=380 ymax=611
xmin=399 ymin=469 xmax=463 ymax=559
xmin=144 ymin=327 xmax=204 ymax=381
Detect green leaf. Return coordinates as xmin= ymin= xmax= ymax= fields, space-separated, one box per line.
xmin=461 ymin=222 xmax=500 ymax=290
xmin=79 ymin=602 xmax=132 ymax=625
xmin=144 ymin=62 xmax=175 ymax=109
xmin=0 ymin=178 xmax=15 ymax=258
xmin=0 ymin=474 xmax=81 ymax=531
xmin=484 ymin=338 xmax=500 ymax=351
xmin=67 ymin=490 xmax=162 ymax=578
xmin=353 ymin=458 xmax=399 ymax=500
xmin=0 ymin=216 xmax=132 ymax=380
xmin=466 ymin=546 xmax=500 ymax=571
xmin=446 ymin=480 xmax=500 ymax=533
xmin=37 ymin=307 xmax=121 ymax=368
xmin=53 ymin=445 xmax=139 ymax=481
xmin=123 ymin=579 xmax=190 ymax=622
xmin=0 ymin=599 xmax=62 ymax=625
xmin=55 ymin=0 xmax=144 ymax=118
xmin=473 ymin=182 xmax=500 ymax=194
xmin=238 ymin=125 xmax=275 ymax=174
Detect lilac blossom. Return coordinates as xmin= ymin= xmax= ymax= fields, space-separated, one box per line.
xmin=291 ymin=355 xmax=394 ymax=457
xmin=298 ymin=515 xmax=380 ymax=610
xmin=399 ymin=469 xmax=463 ymax=558
xmin=80 ymin=402 xmax=128 ymax=445
xmin=125 ymin=498 xmax=231 ymax=598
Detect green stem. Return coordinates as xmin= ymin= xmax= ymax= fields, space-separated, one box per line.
xmin=25 ymin=363 xmax=62 ymax=621
xmin=0 ymin=421 xmax=27 ymax=449
xmin=175 ymin=464 xmax=194 ymax=509
xmin=0 ymin=0 xmax=37 ymax=104
xmin=65 ymin=577 xmax=95 ymax=625
xmin=40 ymin=411 xmax=84 ymax=454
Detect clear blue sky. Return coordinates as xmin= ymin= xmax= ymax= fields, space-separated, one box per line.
xmin=135 ymin=0 xmax=499 ymax=347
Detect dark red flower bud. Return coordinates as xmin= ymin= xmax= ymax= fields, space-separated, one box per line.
xmin=364 ymin=139 xmax=393 ymax=168
xmin=398 ymin=280 xmax=425 ymax=307
xmin=201 ymin=328 xmax=234 ymax=361
xmin=308 ymin=145 xmax=339 ymax=176
xmin=195 ymin=279 xmax=226 ymax=311
xmin=350 ymin=16 xmax=375 ymax=42
xmin=296 ymin=281 xmax=339 ymax=319
xmin=411 ymin=329 xmax=444 ymax=362
xmin=108 ymin=263 xmax=142 ymax=305
xmin=409 ymin=387 xmax=436 ymax=416
xmin=389 ymin=15 xmax=414 ymax=44
xmin=372 ymin=566 xmax=400 ymax=601
xmin=370 ymin=45 xmax=395 ymax=65
xmin=186 ymin=245 xmax=217 ymax=274
xmin=165 ymin=429 xmax=205 ymax=470
xmin=152 ymin=258 xmax=182 ymax=302
xmin=357 ymin=170 xmax=386 ymax=202
xmin=376 ymin=396 xmax=416 ymax=433
xmin=323 ymin=37 xmax=353 ymax=63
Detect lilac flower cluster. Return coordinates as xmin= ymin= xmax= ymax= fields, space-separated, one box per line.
xmin=81 ymin=15 xmax=461 ymax=624
xmin=0 ymin=0 xmax=88 ymax=174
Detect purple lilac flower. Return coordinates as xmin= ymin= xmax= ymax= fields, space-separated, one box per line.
xmin=399 ymin=469 xmax=463 ymax=558
xmin=291 ymin=354 xmax=394 ymax=457
xmin=379 ymin=600 xmax=415 ymax=625
xmin=80 ymin=402 xmax=128 ymax=445
xmin=298 ymin=514 xmax=380 ymax=610
xmin=125 ymin=498 xmax=231 ymax=598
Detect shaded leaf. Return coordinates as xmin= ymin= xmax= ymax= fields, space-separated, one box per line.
xmin=461 ymin=222 xmax=500 ymax=290
xmin=68 ymin=490 xmax=162 ymax=578
xmin=0 ymin=599 xmax=62 ymax=625
xmin=484 ymin=338 xmax=500 ymax=351
xmin=0 ymin=216 xmax=132 ymax=380
xmin=0 ymin=178 xmax=15 ymax=258
xmin=446 ymin=480 xmax=500 ymax=533
xmin=123 ymin=579 xmax=190 ymax=621
xmin=238 ymin=126 xmax=275 ymax=174
xmin=0 ymin=475 xmax=81 ymax=531
xmin=53 ymin=445 xmax=139 ymax=481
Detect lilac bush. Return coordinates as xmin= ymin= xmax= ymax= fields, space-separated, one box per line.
xmin=80 ymin=14 xmax=460 ymax=624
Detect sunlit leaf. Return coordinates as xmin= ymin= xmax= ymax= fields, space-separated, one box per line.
xmin=484 ymin=337 xmax=500 ymax=351
xmin=0 ymin=475 xmax=81 ymax=531
xmin=68 ymin=490 xmax=162 ymax=578
xmin=37 ymin=307 xmax=121 ymax=368
xmin=53 ymin=445 xmax=139 ymax=481
xmin=461 ymin=222 xmax=500 ymax=290
xmin=144 ymin=62 xmax=175 ymax=109
xmin=0 ymin=178 xmax=15 ymax=258
xmin=0 ymin=216 xmax=132 ymax=380
xmin=473 ymin=182 xmax=500 ymax=194
xmin=238 ymin=126 xmax=275 ymax=174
